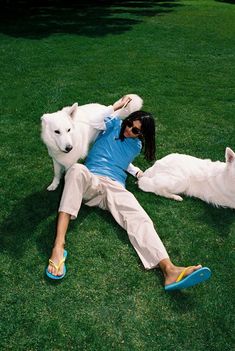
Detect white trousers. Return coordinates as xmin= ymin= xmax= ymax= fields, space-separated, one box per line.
xmin=59 ymin=164 xmax=169 ymax=269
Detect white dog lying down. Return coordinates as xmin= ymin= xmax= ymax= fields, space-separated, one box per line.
xmin=41 ymin=94 xmax=143 ymax=191
xmin=138 ymin=147 xmax=235 ymax=209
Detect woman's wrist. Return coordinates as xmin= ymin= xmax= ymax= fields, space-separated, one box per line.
xmin=136 ymin=170 xmax=144 ymax=179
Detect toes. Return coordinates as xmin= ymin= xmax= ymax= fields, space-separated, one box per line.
xmin=47 ymin=265 xmax=52 ymax=274
xmin=47 ymin=265 xmax=55 ymax=275
xmin=189 ymin=265 xmax=202 ymax=275
xmin=47 ymin=264 xmax=59 ymax=276
xmin=51 ymin=266 xmax=58 ymax=276
xmin=57 ymin=267 xmax=63 ymax=276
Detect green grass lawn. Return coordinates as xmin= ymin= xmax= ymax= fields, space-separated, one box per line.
xmin=0 ymin=0 xmax=234 ymax=350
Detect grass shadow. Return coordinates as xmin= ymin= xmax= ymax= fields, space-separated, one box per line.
xmin=167 ymin=290 xmax=203 ymax=312
xmin=0 ymin=188 xmax=61 ymax=258
xmin=0 ymin=0 xmax=182 ymax=39
xmin=215 ymin=0 xmax=235 ymax=4
xmin=0 ymin=184 xmax=92 ymax=258
xmin=198 ymin=203 xmax=234 ymax=238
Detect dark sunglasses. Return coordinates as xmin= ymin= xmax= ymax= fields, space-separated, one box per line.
xmin=126 ymin=121 xmax=142 ymax=135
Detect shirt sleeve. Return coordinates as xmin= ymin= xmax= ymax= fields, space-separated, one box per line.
xmin=104 ymin=113 xmax=120 ymax=130
xmin=126 ymin=163 xmax=141 ymax=177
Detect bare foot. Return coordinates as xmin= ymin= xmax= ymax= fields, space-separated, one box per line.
xmin=47 ymin=246 xmax=65 ymax=277
xmin=164 ymin=264 xmax=202 ymax=286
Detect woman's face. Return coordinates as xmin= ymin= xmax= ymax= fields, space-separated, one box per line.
xmin=123 ymin=120 xmax=142 ymax=138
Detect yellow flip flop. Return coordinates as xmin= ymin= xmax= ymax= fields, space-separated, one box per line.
xmin=45 ymin=250 xmax=67 ymax=280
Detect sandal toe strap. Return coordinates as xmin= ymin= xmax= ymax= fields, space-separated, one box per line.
xmin=48 ymin=257 xmax=65 ymax=272
xmin=176 ymin=266 xmax=193 ymax=283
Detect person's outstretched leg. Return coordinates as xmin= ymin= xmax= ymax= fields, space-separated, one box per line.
xmin=105 ymin=179 xmax=169 ymax=269
xmin=47 ymin=211 xmax=71 ymax=276
xmin=46 ymin=164 xmax=103 ymax=277
xmin=104 ymin=179 xmax=203 ymax=287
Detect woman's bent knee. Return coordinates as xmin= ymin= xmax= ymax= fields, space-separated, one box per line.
xmin=66 ymin=164 xmax=89 ymax=179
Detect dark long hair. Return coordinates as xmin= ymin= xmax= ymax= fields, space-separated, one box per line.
xmin=119 ymin=111 xmax=156 ymax=161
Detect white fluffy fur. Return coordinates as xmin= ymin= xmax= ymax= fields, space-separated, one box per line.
xmin=41 ymin=94 xmax=143 ymax=190
xmin=138 ymin=148 xmax=235 ymax=209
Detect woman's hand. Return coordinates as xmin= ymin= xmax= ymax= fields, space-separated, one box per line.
xmin=113 ymin=95 xmax=132 ymax=111
xmin=136 ymin=170 xmax=144 ymax=179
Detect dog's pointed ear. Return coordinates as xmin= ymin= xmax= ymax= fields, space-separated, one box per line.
xmin=41 ymin=114 xmax=50 ymax=124
xmin=68 ymin=103 xmax=78 ymax=119
xmin=225 ymin=147 xmax=235 ymax=163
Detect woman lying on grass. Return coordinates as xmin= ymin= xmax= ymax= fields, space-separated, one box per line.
xmin=46 ymin=96 xmax=211 ymax=291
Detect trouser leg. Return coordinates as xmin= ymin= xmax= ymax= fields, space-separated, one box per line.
xmin=104 ymin=180 xmax=169 ymax=269
xmin=59 ymin=168 xmax=168 ymax=269
xmin=58 ymin=164 xmax=103 ymax=219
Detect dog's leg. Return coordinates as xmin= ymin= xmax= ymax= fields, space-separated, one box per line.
xmin=138 ymin=176 xmax=183 ymax=201
xmin=158 ymin=191 xmax=183 ymax=201
xmin=47 ymin=160 xmax=64 ymax=191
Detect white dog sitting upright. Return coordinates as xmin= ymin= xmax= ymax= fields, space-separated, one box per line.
xmin=138 ymin=148 xmax=235 ymax=209
xmin=41 ymin=94 xmax=143 ymax=191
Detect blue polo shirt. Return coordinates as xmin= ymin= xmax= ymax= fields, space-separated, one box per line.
xmin=85 ymin=117 xmax=142 ymax=187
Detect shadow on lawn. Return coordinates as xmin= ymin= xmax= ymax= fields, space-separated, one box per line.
xmin=0 ymin=177 xmax=134 ymax=260
xmin=215 ymin=0 xmax=235 ymax=4
xmin=0 ymin=0 xmax=182 ymax=39
xmin=0 ymin=185 xmax=92 ymax=258
xmin=0 ymin=188 xmax=60 ymax=258
xmin=1 ymin=183 xmax=233 ymax=261
xmin=199 ymin=203 xmax=234 ymax=238
xmin=167 ymin=290 xmax=201 ymax=310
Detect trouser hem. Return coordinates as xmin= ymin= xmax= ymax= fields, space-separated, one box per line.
xmin=144 ymin=254 xmax=169 ymax=270
xmin=58 ymin=207 xmax=78 ymax=220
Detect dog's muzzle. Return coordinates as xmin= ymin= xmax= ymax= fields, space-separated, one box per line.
xmin=64 ymin=145 xmax=73 ymax=153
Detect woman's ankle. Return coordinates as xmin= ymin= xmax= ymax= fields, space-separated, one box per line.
xmin=158 ymin=258 xmax=176 ymax=276
xmin=52 ymin=243 xmax=65 ymax=252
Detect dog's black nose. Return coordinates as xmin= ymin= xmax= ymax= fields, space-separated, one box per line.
xmin=65 ymin=145 xmax=73 ymax=153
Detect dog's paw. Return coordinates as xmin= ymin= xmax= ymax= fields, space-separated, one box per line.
xmin=173 ymin=195 xmax=183 ymax=201
xmin=47 ymin=182 xmax=59 ymax=191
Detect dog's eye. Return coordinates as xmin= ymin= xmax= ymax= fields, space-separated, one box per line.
xmin=54 ymin=130 xmax=60 ymax=134
xmin=67 ymin=128 xmax=71 ymax=132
